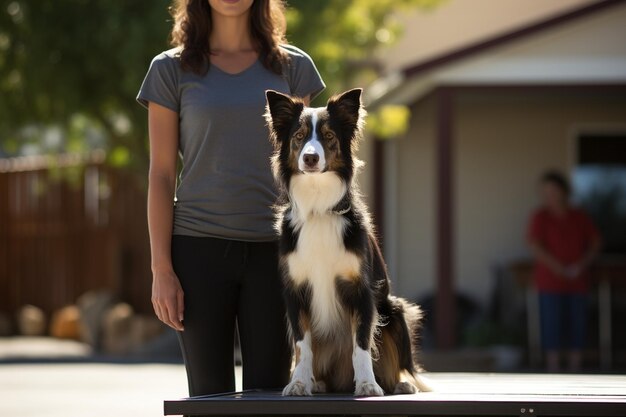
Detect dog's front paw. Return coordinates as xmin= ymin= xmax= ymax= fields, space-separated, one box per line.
xmin=355 ymin=380 xmax=385 ymax=397
xmin=282 ymin=379 xmax=313 ymax=396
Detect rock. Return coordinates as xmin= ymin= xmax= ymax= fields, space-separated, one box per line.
xmin=132 ymin=327 xmax=181 ymax=360
xmin=49 ymin=305 xmax=81 ymax=340
xmin=101 ymin=302 xmax=135 ymax=355
xmin=76 ymin=290 xmax=117 ymax=350
xmin=101 ymin=307 xmax=166 ymax=356
xmin=16 ymin=305 xmax=46 ymax=336
xmin=129 ymin=314 xmax=164 ymax=348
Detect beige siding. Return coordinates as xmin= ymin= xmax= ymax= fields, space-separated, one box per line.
xmin=385 ymin=97 xmax=437 ymax=300
xmin=433 ymin=4 xmax=626 ymax=84
xmin=380 ymin=0 xmax=595 ymax=73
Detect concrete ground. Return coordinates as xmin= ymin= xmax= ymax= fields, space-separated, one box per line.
xmin=1 ymin=363 xmax=184 ymax=417
xmin=0 ymin=336 xmax=242 ymax=417
xmin=0 ymin=363 xmax=244 ymax=417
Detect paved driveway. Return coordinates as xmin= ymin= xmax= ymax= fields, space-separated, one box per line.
xmin=0 ymin=363 xmax=218 ymax=417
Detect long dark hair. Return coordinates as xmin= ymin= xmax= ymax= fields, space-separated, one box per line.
xmin=169 ymin=0 xmax=289 ymax=75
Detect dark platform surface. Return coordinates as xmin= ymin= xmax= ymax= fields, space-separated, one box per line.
xmin=164 ymin=373 xmax=626 ymax=416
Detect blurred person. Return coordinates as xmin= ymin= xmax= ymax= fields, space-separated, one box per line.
xmin=527 ymin=170 xmax=601 ymax=373
xmin=137 ymin=0 xmax=325 ymax=397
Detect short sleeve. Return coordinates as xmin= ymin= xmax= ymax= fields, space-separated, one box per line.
xmin=284 ymin=45 xmax=325 ymax=101
xmin=136 ymin=52 xmax=180 ymax=112
xmin=527 ymin=210 xmax=545 ymax=243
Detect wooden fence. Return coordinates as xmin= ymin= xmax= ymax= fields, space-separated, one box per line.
xmin=0 ymin=152 xmax=152 ymax=317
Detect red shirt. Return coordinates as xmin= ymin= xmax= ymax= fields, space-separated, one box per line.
xmin=527 ymin=207 xmax=599 ymax=293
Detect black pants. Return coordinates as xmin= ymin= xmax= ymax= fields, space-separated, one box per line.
xmin=171 ymin=235 xmax=291 ymax=397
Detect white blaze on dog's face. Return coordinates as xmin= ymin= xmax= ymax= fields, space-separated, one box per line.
xmin=298 ymin=110 xmax=326 ymax=173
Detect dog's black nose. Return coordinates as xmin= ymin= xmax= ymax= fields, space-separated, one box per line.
xmin=303 ymin=153 xmax=319 ymax=167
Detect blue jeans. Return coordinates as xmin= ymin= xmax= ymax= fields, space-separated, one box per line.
xmin=538 ymin=292 xmax=587 ymax=351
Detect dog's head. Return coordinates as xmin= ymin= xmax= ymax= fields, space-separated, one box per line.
xmin=265 ymin=88 xmax=365 ymax=188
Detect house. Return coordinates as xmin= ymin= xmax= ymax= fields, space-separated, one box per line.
xmin=361 ymin=0 xmax=626 ymax=348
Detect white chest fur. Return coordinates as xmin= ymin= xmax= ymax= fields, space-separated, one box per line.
xmin=286 ymin=173 xmax=361 ymax=336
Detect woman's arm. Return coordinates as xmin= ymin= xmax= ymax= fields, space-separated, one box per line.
xmin=527 ymin=238 xmax=566 ymax=277
xmin=569 ymin=235 xmax=602 ymax=277
xmin=147 ymin=102 xmax=184 ymax=331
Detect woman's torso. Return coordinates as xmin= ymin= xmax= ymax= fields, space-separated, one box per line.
xmin=531 ymin=207 xmax=596 ymax=293
xmin=175 ymin=54 xmax=289 ymax=241
xmin=138 ymin=45 xmax=324 ymax=241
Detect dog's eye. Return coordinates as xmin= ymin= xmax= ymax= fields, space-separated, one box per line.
xmin=324 ymin=132 xmax=335 ymax=140
xmin=294 ymin=132 xmax=305 ymax=141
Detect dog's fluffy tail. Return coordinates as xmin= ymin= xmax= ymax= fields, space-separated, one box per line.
xmin=387 ymin=296 xmax=433 ymax=392
xmin=404 ymin=370 xmax=434 ymax=392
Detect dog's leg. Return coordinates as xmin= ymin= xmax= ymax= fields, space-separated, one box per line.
xmin=282 ymin=282 xmax=315 ymax=396
xmin=283 ymin=331 xmax=315 ymax=396
xmin=352 ymin=298 xmax=384 ymax=396
xmin=353 ymin=343 xmax=384 ymax=396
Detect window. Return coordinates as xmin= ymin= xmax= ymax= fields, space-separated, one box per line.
xmin=573 ymin=133 xmax=626 ymax=255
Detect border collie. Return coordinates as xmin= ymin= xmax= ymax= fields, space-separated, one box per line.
xmin=265 ymin=88 xmax=429 ymax=397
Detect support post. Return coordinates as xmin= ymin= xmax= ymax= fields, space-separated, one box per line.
xmin=372 ymin=138 xmax=385 ymax=246
xmin=435 ymin=88 xmax=456 ymax=349
xmin=599 ymin=276 xmax=612 ymax=370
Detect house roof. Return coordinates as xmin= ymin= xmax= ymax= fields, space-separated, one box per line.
xmin=367 ymin=0 xmax=626 ymax=107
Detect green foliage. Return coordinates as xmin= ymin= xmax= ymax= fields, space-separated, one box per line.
xmin=0 ymin=0 xmax=172 ymax=170
xmin=0 ymin=0 xmax=441 ymax=174
xmin=367 ymin=105 xmax=411 ymax=139
xmin=287 ymin=0 xmax=443 ymax=139
xmin=286 ymin=0 xmax=441 ymax=104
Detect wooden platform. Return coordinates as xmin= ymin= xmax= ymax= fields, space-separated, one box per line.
xmin=164 ymin=373 xmax=626 ymax=416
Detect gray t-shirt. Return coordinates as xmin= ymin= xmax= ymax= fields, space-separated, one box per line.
xmin=137 ymin=45 xmax=325 ymax=241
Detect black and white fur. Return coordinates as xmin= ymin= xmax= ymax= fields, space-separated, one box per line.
xmin=265 ymin=88 xmax=429 ymax=397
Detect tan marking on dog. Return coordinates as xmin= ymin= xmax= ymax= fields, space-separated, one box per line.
xmin=294 ymin=343 xmax=301 ymax=366
xmin=312 ymin=333 xmax=355 ymax=392
xmin=318 ymin=124 xmax=345 ymax=173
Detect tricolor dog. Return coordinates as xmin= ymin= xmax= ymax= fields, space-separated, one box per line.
xmin=265 ymin=88 xmax=429 ymax=396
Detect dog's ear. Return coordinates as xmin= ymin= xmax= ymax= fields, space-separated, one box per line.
xmin=265 ymin=90 xmax=304 ymax=149
xmin=326 ymin=88 xmax=365 ymax=143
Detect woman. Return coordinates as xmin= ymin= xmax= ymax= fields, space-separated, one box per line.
xmin=527 ymin=170 xmax=601 ymax=373
xmin=136 ymin=0 xmax=325 ymax=396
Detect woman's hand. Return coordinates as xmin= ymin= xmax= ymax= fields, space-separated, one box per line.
xmin=563 ymin=262 xmax=584 ymax=280
xmin=547 ymin=261 xmax=567 ymax=278
xmin=152 ymin=268 xmax=185 ymax=331
xmin=529 ymin=239 xmax=568 ymax=278
xmin=564 ymin=237 xmax=602 ymax=280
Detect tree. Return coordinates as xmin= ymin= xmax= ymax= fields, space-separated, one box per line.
xmin=286 ymin=0 xmax=440 ymax=103
xmin=0 ymin=0 xmax=172 ymax=171
xmin=0 ymin=0 xmax=440 ymax=177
